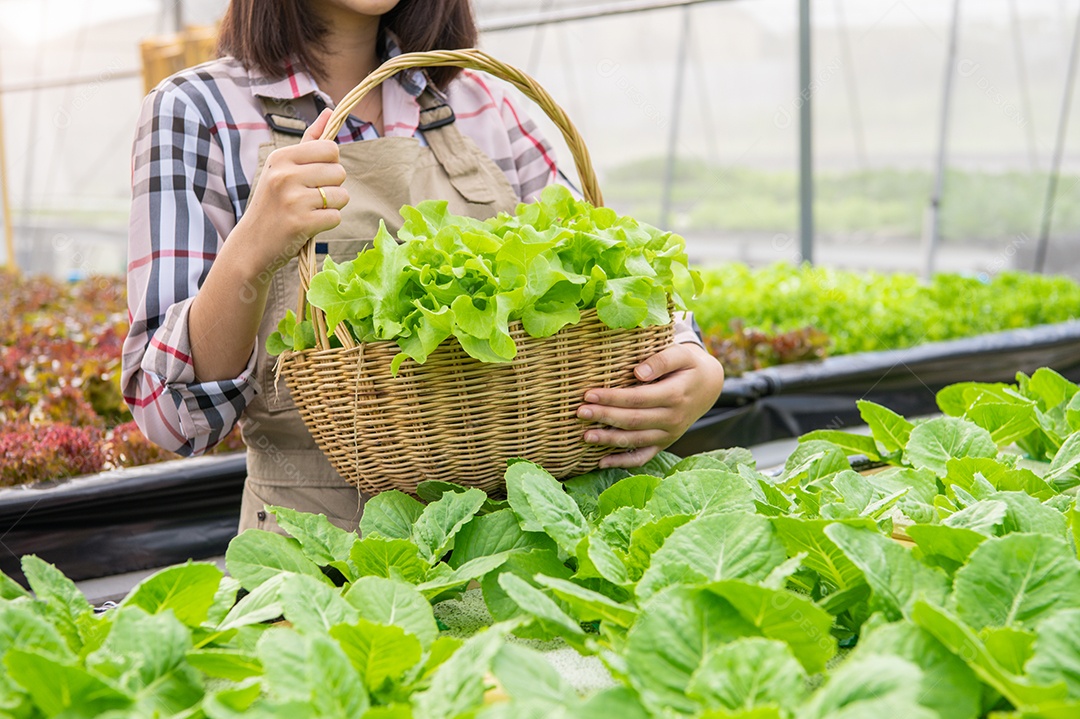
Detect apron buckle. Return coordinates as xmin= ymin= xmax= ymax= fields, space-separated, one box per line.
xmin=417 ymin=103 xmax=456 ymax=132
xmin=265 ymin=112 xmax=308 ymax=137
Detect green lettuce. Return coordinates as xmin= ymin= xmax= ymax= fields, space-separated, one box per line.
xmin=6 ymin=366 xmax=1080 ymax=719
xmin=268 ymin=185 xmax=699 ymax=369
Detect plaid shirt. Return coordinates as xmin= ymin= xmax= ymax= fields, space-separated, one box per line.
xmin=123 ymin=54 xmax=699 ymax=456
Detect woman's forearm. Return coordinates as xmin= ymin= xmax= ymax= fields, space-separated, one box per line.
xmin=187 ymin=219 xmax=273 ymax=382
xmin=187 ymin=110 xmax=348 ymax=382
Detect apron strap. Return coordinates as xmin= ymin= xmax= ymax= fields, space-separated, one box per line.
xmin=258 ymin=89 xmax=502 ymax=204
xmin=417 ymin=89 xmax=500 ymax=204
xmin=259 ymin=95 xmax=326 ymax=143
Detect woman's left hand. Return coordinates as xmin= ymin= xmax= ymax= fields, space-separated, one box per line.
xmin=577 ymin=343 xmax=725 ymax=468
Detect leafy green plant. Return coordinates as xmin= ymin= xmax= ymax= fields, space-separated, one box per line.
xmin=1 ymin=275 xmax=128 ymax=428
xmin=0 ymin=423 xmax=105 ymax=487
xmin=268 ymin=185 xmax=700 ymax=370
xmin=693 ymin=263 xmax=1080 ymax=361
xmin=4 ymin=368 xmax=1080 ymax=718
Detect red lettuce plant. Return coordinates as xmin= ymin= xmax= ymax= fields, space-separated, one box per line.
xmin=0 ymin=423 xmax=105 ymax=487
xmin=2 ymin=275 xmax=245 ymax=487
xmin=704 ymin=319 xmax=830 ymax=377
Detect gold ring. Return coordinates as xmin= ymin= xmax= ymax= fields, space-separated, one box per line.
xmin=317 ymin=186 xmax=328 ymax=210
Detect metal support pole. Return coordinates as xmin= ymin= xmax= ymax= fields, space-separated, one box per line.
xmin=659 ymin=5 xmax=692 ymax=231
xmin=834 ymin=0 xmax=867 ymax=168
xmin=688 ymin=23 xmax=720 ymax=166
xmin=0 ymin=85 xmax=15 ymax=273
xmin=1008 ymin=0 xmax=1039 ymax=170
xmin=921 ymin=0 xmax=961 ymax=280
xmin=1034 ymin=2 xmax=1080 ymax=274
xmin=798 ymin=0 xmax=813 ymax=264
xmin=173 ymin=0 xmax=184 ymax=32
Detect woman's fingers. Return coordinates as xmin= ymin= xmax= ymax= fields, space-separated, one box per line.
xmin=270 ymin=110 xmax=340 ymax=167
xmin=599 ymin=446 xmax=663 ymax=469
xmin=576 ymin=343 xmax=725 ymax=469
xmin=580 ymin=381 xmax=677 ymax=412
xmin=303 ymin=107 xmax=334 ymax=143
xmin=299 ymin=161 xmax=347 ymax=188
xmin=583 ymin=427 xmax=669 ymax=451
xmin=288 ymin=139 xmax=340 ymax=165
xmin=579 ymin=343 xmax=700 ymax=412
xmin=310 ymin=207 xmax=343 ymax=236
xmin=313 ymin=185 xmax=349 ymax=211
xmin=632 ymin=343 xmax=701 ymax=382
xmin=578 ymin=402 xmax=674 ymax=431
xmin=295 ymin=109 xmax=341 ymax=164
xmin=236 ymin=109 xmax=352 ymax=271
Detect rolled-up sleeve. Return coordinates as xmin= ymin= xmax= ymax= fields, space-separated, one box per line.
xmin=121 ymin=83 xmax=257 ymax=456
xmin=673 ymin=312 xmax=703 ymax=347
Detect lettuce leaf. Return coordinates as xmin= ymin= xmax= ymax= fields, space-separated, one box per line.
xmin=268 ymin=185 xmax=696 ymax=366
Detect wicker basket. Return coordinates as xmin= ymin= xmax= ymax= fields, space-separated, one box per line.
xmin=278 ymin=49 xmax=675 ymax=496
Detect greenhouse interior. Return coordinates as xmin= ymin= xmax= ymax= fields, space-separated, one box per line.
xmin=3 ymin=0 xmax=1080 ymax=717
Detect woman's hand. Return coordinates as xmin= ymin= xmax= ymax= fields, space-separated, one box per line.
xmin=234 ymin=108 xmax=350 ymax=279
xmin=577 ymin=343 xmax=725 ymax=468
xmin=188 ymin=109 xmax=349 ymax=382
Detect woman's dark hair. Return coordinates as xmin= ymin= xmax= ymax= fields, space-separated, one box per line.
xmin=217 ymin=0 xmax=477 ymax=90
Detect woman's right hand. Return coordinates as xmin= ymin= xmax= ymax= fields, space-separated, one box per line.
xmin=235 ymin=108 xmax=349 ymax=279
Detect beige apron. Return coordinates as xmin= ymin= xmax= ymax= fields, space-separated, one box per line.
xmin=239 ymin=90 xmax=520 ymax=534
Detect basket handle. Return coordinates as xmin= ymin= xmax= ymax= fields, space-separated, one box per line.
xmin=295 ymin=48 xmax=601 ymax=351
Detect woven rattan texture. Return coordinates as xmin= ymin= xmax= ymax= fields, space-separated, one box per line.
xmin=280 ymin=310 xmax=673 ymax=495
xmin=280 ymin=49 xmax=674 ymax=494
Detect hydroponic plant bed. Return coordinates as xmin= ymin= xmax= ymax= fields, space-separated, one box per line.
xmin=0 ymin=453 xmax=246 ymax=585
xmin=0 ymin=274 xmax=244 ymax=488
xmin=672 ymin=318 xmax=1080 ymax=455
xmin=0 ymin=275 xmax=249 ymax=583
xmin=692 ymin=263 xmax=1080 ymax=374
xmin=2 ymin=366 xmax=1079 ymax=718
xmin=675 ymin=263 xmax=1080 ymax=453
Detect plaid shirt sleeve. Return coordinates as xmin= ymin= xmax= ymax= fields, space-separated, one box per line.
xmin=121 ymin=80 xmax=258 ymax=457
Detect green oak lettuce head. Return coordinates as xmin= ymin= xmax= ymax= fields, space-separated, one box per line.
xmin=267 ymin=184 xmax=701 ymax=369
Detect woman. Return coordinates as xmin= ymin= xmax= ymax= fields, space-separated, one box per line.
xmin=122 ymin=0 xmax=724 ymax=533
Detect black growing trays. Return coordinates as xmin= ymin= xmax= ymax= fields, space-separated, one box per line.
xmin=0 ymin=454 xmax=245 ymax=585
xmin=672 ymin=320 xmax=1080 ymax=455
xmin=7 ymin=321 xmax=1080 ymax=585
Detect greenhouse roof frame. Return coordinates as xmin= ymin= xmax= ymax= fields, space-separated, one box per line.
xmin=0 ymin=0 xmax=786 ymax=274
xmin=1 ymin=0 xmax=1074 ymax=276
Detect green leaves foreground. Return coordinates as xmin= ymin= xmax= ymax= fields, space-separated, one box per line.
xmin=267 ymin=184 xmax=700 ymax=369
xmin=5 ymin=369 xmax=1080 ymax=718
